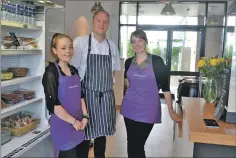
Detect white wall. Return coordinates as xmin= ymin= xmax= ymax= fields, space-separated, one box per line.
xmin=65 ymin=1 xmax=119 ymax=45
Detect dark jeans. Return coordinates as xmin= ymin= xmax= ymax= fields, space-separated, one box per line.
xmin=124 ymin=117 xmax=154 ymax=158
xmin=58 ymin=140 xmax=89 ymax=158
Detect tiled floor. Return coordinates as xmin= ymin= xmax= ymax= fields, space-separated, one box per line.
xmin=89 ymin=104 xmax=174 ymax=157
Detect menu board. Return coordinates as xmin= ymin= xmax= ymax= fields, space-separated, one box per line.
xmin=214 ymin=67 xmax=231 ymax=121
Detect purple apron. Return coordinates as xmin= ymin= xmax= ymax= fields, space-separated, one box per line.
xmin=50 ymin=62 xmax=85 ymax=151
xmin=120 ymin=61 xmax=162 ymax=124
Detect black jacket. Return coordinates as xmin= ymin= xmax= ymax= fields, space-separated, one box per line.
xmin=124 ymin=54 xmax=170 ymax=92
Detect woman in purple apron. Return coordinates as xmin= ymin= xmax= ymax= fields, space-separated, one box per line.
xmin=42 ymin=33 xmax=89 ymax=158
xmin=120 ymin=29 xmax=182 ymax=158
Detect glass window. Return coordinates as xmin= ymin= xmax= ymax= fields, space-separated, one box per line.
xmin=137 ymin=2 xmax=205 ymax=25
xmin=120 ymin=26 xmax=136 ymax=59
xmin=206 ymin=3 xmax=225 ymax=26
xmin=171 ymin=31 xmax=201 ymax=72
xmin=225 ymin=16 xmax=235 ymax=58
xmin=227 ymin=16 xmax=236 ymax=26
xmin=205 ymin=28 xmax=223 ymax=57
xmin=120 ymin=2 xmax=137 ymax=24
xmin=144 ymin=30 xmax=168 ymax=64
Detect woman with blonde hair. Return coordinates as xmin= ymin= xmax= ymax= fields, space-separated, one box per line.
xmin=42 ymin=33 xmax=89 ymax=158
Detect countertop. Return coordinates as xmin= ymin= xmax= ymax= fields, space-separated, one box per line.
xmin=179 ymin=97 xmax=236 ymax=146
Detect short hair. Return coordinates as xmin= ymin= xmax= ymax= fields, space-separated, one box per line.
xmin=130 ymin=29 xmax=148 ymax=44
xmin=93 ymin=10 xmax=110 ymax=21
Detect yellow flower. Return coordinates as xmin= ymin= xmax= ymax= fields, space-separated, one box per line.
xmin=197 ymin=59 xmax=206 ymax=68
xmin=220 ymin=58 xmax=224 ymax=63
xmin=201 ymin=57 xmax=206 ymax=60
xmin=210 ymin=59 xmax=217 ymax=66
xmin=216 ymin=58 xmax=224 ymax=64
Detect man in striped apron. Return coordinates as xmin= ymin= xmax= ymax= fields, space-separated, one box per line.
xmin=71 ymin=10 xmax=121 ymax=158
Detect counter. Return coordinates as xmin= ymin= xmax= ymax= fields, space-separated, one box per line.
xmin=173 ymin=97 xmax=236 ymax=157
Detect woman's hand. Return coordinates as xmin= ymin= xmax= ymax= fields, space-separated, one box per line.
xmin=169 ymin=110 xmax=182 ymax=122
xmin=73 ymin=120 xmax=82 ymax=131
xmin=81 ymin=118 xmax=88 ymax=130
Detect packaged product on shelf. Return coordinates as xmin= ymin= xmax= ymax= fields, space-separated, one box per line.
xmin=1 ymin=36 xmax=39 ymax=50
xmin=1 ymin=36 xmax=22 ymax=49
xmin=21 ymin=38 xmax=39 ymax=49
xmin=1 ymin=93 xmax=24 ymax=105
xmin=12 ymin=89 xmax=35 ymax=100
xmin=1 ymin=130 xmax=11 ymax=145
xmin=1 ymin=70 xmax=13 ymax=80
xmin=8 ymin=67 xmax=29 ymax=77
xmin=1 ymin=100 xmax=8 ymax=109
xmin=1 ymin=111 xmax=40 ymax=137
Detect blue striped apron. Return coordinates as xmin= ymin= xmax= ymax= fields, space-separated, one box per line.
xmin=82 ymin=34 xmax=116 ymax=140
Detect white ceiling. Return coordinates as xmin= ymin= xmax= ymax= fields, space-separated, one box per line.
xmin=121 ymin=2 xmax=229 ymax=16
xmin=48 ymin=0 xmax=234 ymax=16
xmin=50 ymin=0 xmax=233 ymax=6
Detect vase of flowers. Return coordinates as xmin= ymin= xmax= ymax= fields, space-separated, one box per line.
xmin=197 ymin=57 xmax=231 ymax=103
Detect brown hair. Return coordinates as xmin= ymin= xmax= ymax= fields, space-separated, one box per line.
xmin=130 ymin=29 xmax=148 ymax=44
xmin=50 ymin=33 xmax=73 ymax=59
xmin=93 ymin=10 xmax=110 ymax=21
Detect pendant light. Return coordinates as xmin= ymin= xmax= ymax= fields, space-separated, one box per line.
xmin=206 ymin=5 xmax=218 ymax=25
xmin=161 ymin=2 xmax=176 ymax=16
xmin=90 ymin=1 xmax=104 ymax=13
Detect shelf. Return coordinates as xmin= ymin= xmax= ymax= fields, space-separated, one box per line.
xmin=1 ymin=76 xmax=42 ymax=88
xmin=1 ymin=49 xmax=42 ymax=56
xmin=1 ymin=98 xmax=43 ymax=116
xmin=1 ymin=123 xmax=50 ymax=158
xmin=1 ymin=20 xmax=42 ymax=31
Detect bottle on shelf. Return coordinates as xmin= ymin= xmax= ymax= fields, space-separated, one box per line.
xmin=27 ymin=1 xmax=35 ymax=25
xmin=23 ymin=2 xmax=28 ymax=24
xmin=19 ymin=0 xmax=24 ymax=24
xmin=11 ymin=1 xmax=17 ymax=22
xmin=31 ymin=6 xmax=35 ymax=25
xmin=7 ymin=1 xmax=12 ymax=22
xmin=1 ymin=0 xmax=36 ymax=25
xmin=1 ymin=0 xmax=9 ymax=21
xmin=15 ymin=0 xmax=21 ymax=23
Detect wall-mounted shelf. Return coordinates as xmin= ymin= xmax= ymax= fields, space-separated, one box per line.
xmin=1 ymin=76 xmax=42 ymax=88
xmin=1 ymin=123 xmax=50 ymax=158
xmin=0 ymin=21 xmax=43 ymax=31
xmin=1 ymin=49 xmax=42 ymax=56
xmin=1 ymin=98 xmax=43 ymax=117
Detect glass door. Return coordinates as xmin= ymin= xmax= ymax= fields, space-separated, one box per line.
xmin=144 ymin=30 xmax=168 ymax=64
xmin=170 ymin=30 xmax=202 ymax=73
xmin=141 ymin=28 xmax=203 ymax=93
xmin=169 ymin=30 xmax=203 ymax=93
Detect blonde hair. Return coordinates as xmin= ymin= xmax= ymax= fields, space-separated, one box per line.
xmin=50 ymin=33 xmax=73 ymax=59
